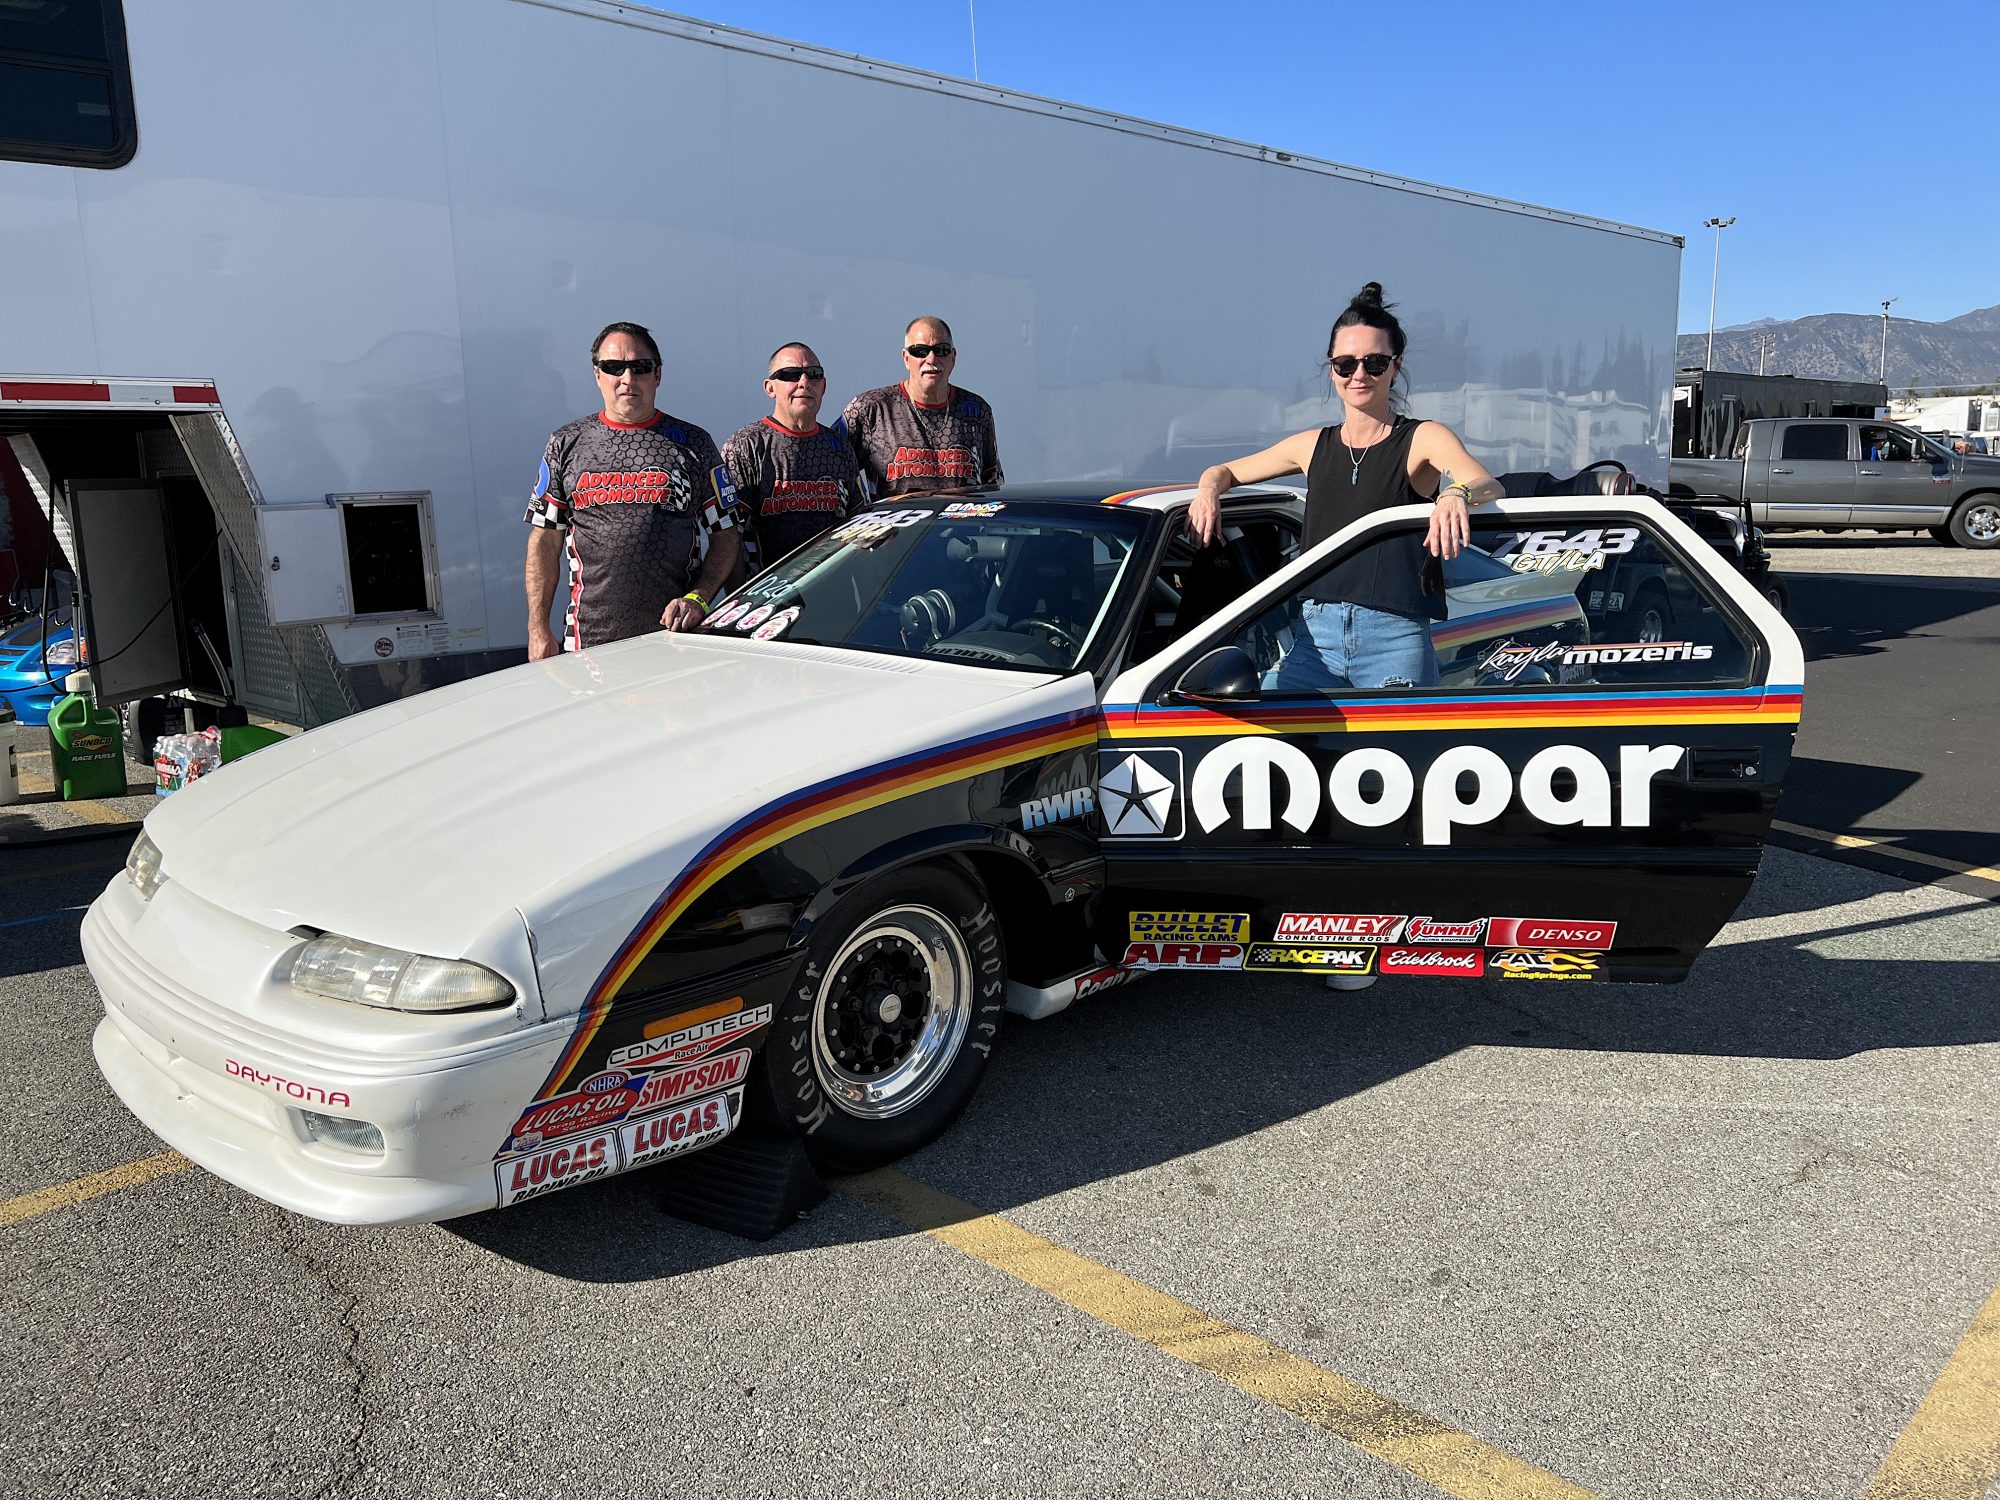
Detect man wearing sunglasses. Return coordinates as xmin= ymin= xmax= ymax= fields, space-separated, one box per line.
xmin=524 ymin=321 xmax=740 ymax=659
xmin=843 ymin=316 xmax=1002 ymax=500
xmin=721 ymin=342 xmax=865 ymax=575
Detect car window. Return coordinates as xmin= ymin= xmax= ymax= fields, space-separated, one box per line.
xmin=702 ymin=502 xmax=1144 ymax=673
xmin=1779 ymin=424 xmax=1851 ymax=462
xmin=1208 ymin=516 xmax=1756 ymax=697
xmin=1130 ymin=514 xmax=1299 ymax=663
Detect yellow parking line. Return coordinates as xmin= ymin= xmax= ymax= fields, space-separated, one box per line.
xmin=1863 ymin=1283 xmax=2000 ymax=1500
xmin=0 ymin=1151 xmax=189 ymax=1227
xmin=845 ymin=1168 xmax=1602 ymax=1500
xmin=1772 ymin=820 xmax=2000 ymax=886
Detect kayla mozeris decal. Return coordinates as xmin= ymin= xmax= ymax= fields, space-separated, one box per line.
xmin=1245 ymin=944 xmax=1374 ymax=974
xmin=1121 ymin=941 xmax=1244 ymax=970
xmin=1486 ymin=918 xmax=1616 ymax=950
xmin=1129 ymin=911 xmax=1250 ymax=944
xmin=1378 ymin=947 xmax=1486 ymax=977
xmin=608 ymin=1003 xmax=772 ymax=1070
xmin=1479 ymin=639 xmax=1716 ymax=682
xmin=1490 ymin=949 xmax=1600 ymax=981
xmin=495 ymin=1127 xmax=621 ymax=1206
xmin=1273 ymin=913 xmax=1407 ymax=944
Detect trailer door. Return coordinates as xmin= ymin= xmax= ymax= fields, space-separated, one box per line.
xmin=65 ymin=478 xmax=191 ymax=703
xmin=1093 ymin=497 xmax=1802 ymax=986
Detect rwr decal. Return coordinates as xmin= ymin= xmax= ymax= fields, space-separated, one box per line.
xmin=1021 ymin=784 xmax=1095 ymax=830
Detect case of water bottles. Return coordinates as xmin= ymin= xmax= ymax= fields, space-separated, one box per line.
xmin=154 ymin=726 xmax=222 ymax=796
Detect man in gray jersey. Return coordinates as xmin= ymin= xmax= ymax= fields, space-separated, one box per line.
xmin=722 ymin=342 xmax=865 ymax=573
xmin=524 ymin=322 xmax=739 ymax=657
xmin=844 ymin=316 xmax=1002 ymax=500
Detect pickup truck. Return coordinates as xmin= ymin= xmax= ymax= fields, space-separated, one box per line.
xmin=1670 ymin=418 xmax=2000 ymax=548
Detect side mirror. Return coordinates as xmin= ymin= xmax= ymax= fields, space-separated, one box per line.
xmin=1173 ymin=645 xmax=1262 ymax=703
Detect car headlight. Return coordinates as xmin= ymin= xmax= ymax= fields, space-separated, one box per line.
xmin=42 ymin=639 xmax=78 ymax=668
xmin=125 ymin=832 xmax=167 ymax=902
xmin=289 ymin=933 xmax=515 ymax=1013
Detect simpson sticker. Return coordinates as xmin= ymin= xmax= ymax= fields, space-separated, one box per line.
xmin=1378 ymin=947 xmax=1486 ymax=977
xmin=502 ymin=1069 xmax=647 ymax=1154
xmin=1273 ymin=913 xmax=1408 ymax=944
xmin=620 ymin=1089 xmax=739 ymax=1169
xmin=609 ymin=1004 xmax=772 ymax=1070
xmin=1097 ymin=747 xmax=1183 ymax=840
xmin=495 ymin=1127 xmax=621 ymax=1206
xmin=736 ymin=603 xmax=775 ymax=632
xmin=1491 ymin=949 xmax=1600 ymax=981
xmin=628 ymin=1048 xmax=751 ymax=1115
xmin=1072 ymin=965 xmax=1142 ymax=1001
xmin=1129 ymin=911 xmax=1250 ymax=944
xmin=940 ymin=501 xmax=1005 ymax=517
xmin=1404 ymin=916 xmax=1486 ymax=945
xmin=1486 ymin=918 xmax=1617 ymax=950
xmin=1190 ymin=737 xmax=1686 ymax=845
xmin=1490 ymin=527 xmax=1639 ymax=561
xmin=751 ymin=606 xmax=801 ymax=641
xmin=1245 ymin=944 xmax=1374 ymax=974
xmin=1021 ymin=782 xmax=1096 ymax=831
xmin=1121 ymin=941 xmax=1245 ymax=971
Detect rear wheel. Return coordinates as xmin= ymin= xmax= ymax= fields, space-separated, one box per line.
xmin=757 ymin=864 xmax=1005 ymax=1171
xmin=1618 ymin=583 xmax=1671 ymax=644
xmin=1760 ymin=575 xmax=1789 ymax=617
xmin=1946 ymin=495 xmax=2000 ymax=549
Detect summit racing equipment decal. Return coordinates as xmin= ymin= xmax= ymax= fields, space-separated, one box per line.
xmin=1491 ymin=949 xmax=1600 ymax=981
xmin=1487 ymin=917 xmax=1616 ymax=950
xmin=620 ymin=1088 xmax=740 ymax=1169
xmin=609 ymin=1005 xmax=771 ymax=1070
xmin=1121 ymin=942 xmax=1244 ymax=971
xmin=1245 ymin=944 xmax=1373 ymax=974
xmin=1129 ymin=912 xmax=1250 ymax=944
xmin=496 ymin=1127 xmax=621 ymax=1206
xmin=534 ymin=709 xmax=1099 ymax=1095
xmin=1097 ymin=748 xmax=1183 ymax=839
xmin=1273 ymin=913 xmax=1407 ymax=944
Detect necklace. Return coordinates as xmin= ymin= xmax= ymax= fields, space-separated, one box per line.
xmin=1342 ymin=420 xmax=1392 ymax=486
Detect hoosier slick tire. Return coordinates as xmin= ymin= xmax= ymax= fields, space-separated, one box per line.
xmin=757 ymin=864 xmax=1005 ymax=1172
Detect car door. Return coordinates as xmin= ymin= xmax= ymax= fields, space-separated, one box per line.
xmin=1762 ymin=421 xmax=1855 ymax=527
xmin=1851 ymin=424 xmax=1953 ymax=527
xmin=1092 ymin=496 xmax=1802 ymax=985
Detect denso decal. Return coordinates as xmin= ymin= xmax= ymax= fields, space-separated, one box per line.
xmin=1487 ymin=918 xmax=1617 ymax=950
xmin=504 ymin=1070 xmax=648 ymax=1152
xmin=1404 ymin=916 xmax=1487 ymax=945
xmin=1245 ymin=944 xmax=1374 ymax=974
xmin=629 ymin=1048 xmax=751 ymax=1114
xmin=620 ymin=1089 xmax=738 ymax=1169
xmin=1129 ymin=911 xmax=1250 ymax=944
xmin=1273 ymin=913 xmax=1407 ymax=944
xmin=1121 ymin=941 xmax=1244 ymax=971
xmin=1072 ymin=965 xmax=1142 ymax=1001
xmin=1379 ymin=948 xmax=1486 ymax=977
xmin=225 ymin=1059 xmax=352 ymax=1109
xmin=1491 ymin=949 xmax=1600 ymax=981
xmin=495 ymin=1127 xmax=621 ymax=1206
xmin=1021 ymin=783 xmax=1096 ymax=831
xmin=1190 ymin=737 xmax=1686 ymax=845
xmin=609 ymin=1004 xmax=772 ymax=1069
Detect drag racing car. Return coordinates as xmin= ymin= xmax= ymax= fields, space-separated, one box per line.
xmin=84 ymin=482 xmax=1802 ymax=1224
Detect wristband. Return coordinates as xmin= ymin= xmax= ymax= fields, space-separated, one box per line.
xmin=1438 ymin=482 xmax=1471 ymax=502
xmin=682 ymin=590 xmax=709 ymax=610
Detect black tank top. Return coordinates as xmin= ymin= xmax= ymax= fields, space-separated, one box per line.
xmin=1302 ymin=415 xmax=1443 ymax=621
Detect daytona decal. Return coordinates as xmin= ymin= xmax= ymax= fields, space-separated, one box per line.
xmin=608 ymin=1004 xmax=772 ymax=1070
xmin=1491 ymin=949 xmax=1600 ymax=981
xmin=1121 ymin=941 xmax=1244 ymax=971
xmin=225 ymin=1060 xmax=352 ymax=1109
xmin=1273 ymin=913 xmax=1407 ymax=944
xmin=1486 ymin=918 xmax=1616 ymax=949
xmin=1245 ymin=944 xmax=1374 ymax=974
xmin=1404 ymin=916 xmax=1486 ymax=945
xmin=628 ymin=1048 xmax=751 ymax=1114
xmin=1129 ymin=912 xmax=1250 ymax=944
xmin=495 ymin=1127 xmax=621 ymax=1206
xmin=1378 ymin=948 xmax=1486 ymax=977
xmin=620 ymin=1089 xmax=739 ymax=1169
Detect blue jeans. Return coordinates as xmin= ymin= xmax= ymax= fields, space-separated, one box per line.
xmin=1269 ymin=601 xmax=1440 ymax=693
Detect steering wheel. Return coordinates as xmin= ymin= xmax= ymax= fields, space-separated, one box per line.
xmin=1015 ymin=616 xmax=1080 ymax=652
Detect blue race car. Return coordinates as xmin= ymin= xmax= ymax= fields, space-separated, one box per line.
xmin=0 ymin=609 xmax=78 ymax=725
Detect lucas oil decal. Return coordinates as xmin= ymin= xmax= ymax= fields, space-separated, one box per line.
xmin=620 ymin=1089 xmax=738 ymax=1169
xmin=496 ymin=1127 xmax=620 ymax=1206
xmin=609 ymin=1004 xmax=771 ymax=1070
xmin=504 ymin=1070 xmax=646 ymax=1153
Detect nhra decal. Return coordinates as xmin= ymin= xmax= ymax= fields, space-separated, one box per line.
xmin=1379 ymin=948 xmax=1486 ymax=977
xmin=1487 ymin=917 xmax=1617 ymax=950
xmin=495 ymin=1127 xmax=621 ymax=1206
xmin=1404 ymin=916 xmax=1486 ymax=945
xmin=620 ymin=1088 xmax=740 ymax=1169
xmin=1020 ymin=782 xmax=1095 ymax=830
xmin=628 ymin=1048 xmax=751 ymax=1113
xmin=609 ymin=1003 xmax=771 ymax=1070
xmin=1097 ymin=747 xmax=1183 ymax=839
xmin=1491 ymin=949 xmax=1600 ymax=981
xmin=534 ymin=708 xmax=1099 ymax=1095
xmin=1121 ymin=941 xmax=1244 ymax=971
xmin=1273 ymin=913 xmax=1407 ymax=944
xmin=1071 ymin=964 xmax=1144 ymax=1001
xmin=1245 ymin=944 xmax=1374 ymax=974
xmin=1129 ymin=912 xmax=1250 ymax=944
xmin=502 ymin=1069 xmax=646 ymax=1155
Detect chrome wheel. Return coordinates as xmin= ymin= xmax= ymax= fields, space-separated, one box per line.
xmin=810 ymin=904 xmax=973 ymax=1122
xmin=1962 ymin=501 xmax=2000 ymax=545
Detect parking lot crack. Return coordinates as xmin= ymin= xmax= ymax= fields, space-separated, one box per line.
xmin=278 ymin=1226 xmax=374 ymax=1500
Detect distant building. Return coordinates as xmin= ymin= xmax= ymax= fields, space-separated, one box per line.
xmin=1672 ymin=369 xmax=1887 ymax=458
xmin=1889 ymin=393 xmax=2000 ymax=442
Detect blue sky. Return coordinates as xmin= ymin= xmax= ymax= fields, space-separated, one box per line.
xmin=670 ymin=0 xmax=1991 ymax=333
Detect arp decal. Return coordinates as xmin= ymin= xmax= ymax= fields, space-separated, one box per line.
xmin=608 ymin=1004 xmax=772 ymax=1070
xmin=1129 ymin=912 xmax=1250 ymax=944
xmin=620 ymin=1089 xmax=739 ymax=1169
xmin=1272 ymin=913 xmax=1407 ymax=944
xmin=1021 ymin=783 xmax=1096 ymax=831
xmin=1245 ymin=944 xmax=1374 ymax=974
xmin=1404 ymin=916 xmax=1486 ymax=945
xmin=1486 ymin=918 xmax=1617 ymax=950
xmin=1097 ymin=747 xmax=1183 ymax=839
xmin=1121 ymin=941 xmax=1245 ymax=971
xmin=495 ymin=1127 xmax=621 ymax=1206
xmin=1490 ymin=949 xmax=1600 ymax=981
xmin=502 ymin=1069 xmax=647 ymax=1154
xmin=1190 ymin=737 xmax=1686 ymax=846
xmin=1378 ymin=947 xmax=1486 ymax=977
xmin=628 ymin=1048 xmax=751 ymax=1115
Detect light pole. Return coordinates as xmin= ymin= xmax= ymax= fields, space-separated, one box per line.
xmin=1879 ymin=297 xmax=1898 ymax=384
xmin=1703 ymin=216 xmax=1735 ymax=370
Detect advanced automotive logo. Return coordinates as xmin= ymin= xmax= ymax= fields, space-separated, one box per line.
xmin=1097 ymin=747 xmax=1183 ymax=839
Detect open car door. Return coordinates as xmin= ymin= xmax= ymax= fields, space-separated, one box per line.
xmin=1092 ymin=495 xmax=1803 ymax=985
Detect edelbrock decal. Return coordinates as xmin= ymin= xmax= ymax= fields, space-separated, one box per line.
xmin=608 ymin=1004 xmax=772 ymax=1069
xmin=1190 ymin=738 xmax=1686 ymax=846
xmin=1378 ymin=948 xmax=1485 ymax=977
xmin=495 ymin=1127 xmax=621 ymax=1206
xmin=1097 ymin=748 xmax=1183 ymax=839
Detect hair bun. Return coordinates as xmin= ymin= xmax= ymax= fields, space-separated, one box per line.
xmin=1352 ymin=281 xmax=1387 ymax=309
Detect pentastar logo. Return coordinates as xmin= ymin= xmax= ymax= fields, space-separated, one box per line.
xmin=1097 ymin=748 xmax=1183 ymax=839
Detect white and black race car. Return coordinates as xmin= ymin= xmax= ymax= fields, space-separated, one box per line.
xmin=84 ymin=482 xmax=1802 ymax=1223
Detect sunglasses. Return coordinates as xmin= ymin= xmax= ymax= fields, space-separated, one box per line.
xmin=768 ymin=365 xmax=825 ymax=383
xmin=1330 ymin=354 xmax=1395 ymax=378
xmin=905 ymin=343 xmax=955 ymax=360
xmin=594 ymin=357 xmax=659 ymax=377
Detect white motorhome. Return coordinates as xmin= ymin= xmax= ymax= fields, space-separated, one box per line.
xmin=1 ymin=0 xmax=1684 ymax=729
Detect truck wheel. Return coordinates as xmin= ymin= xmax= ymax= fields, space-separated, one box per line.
xmin=756 ymin=864 xmax=1005 ymax=1172
xmin=1618 ymin=583 xmax=1671 ymax=644
xmin=1946 ymin=496 xmax=2000 ymax=549
xmin=1760 ymin=576 xmax=1789 ymax=617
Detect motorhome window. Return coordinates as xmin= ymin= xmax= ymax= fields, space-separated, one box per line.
xmin=341 ymin=501 xmax=433 ymax=616
xmin=1778 ymin=425 xmax=1850 ymax=462
xmin=0 ymin=0 xmax=136 ymax=168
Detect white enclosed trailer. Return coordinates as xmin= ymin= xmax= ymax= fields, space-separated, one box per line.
xmin=0 ymin=0 xmax=1683 ymax=725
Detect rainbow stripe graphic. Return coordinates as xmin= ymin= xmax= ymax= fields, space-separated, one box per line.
xmin=538 ymin=708 xmax=1098 ymax=1094
xmin=1101 ymin=685 xmax=1804 ymax=740
xmin=1429 ymin=595 xmax=1580 ymax=651
xmin=1100 ymin=485 xmax=1189 ymax=506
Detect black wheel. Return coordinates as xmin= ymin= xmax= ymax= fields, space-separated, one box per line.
xmin=1945 ymin=495 xmax=2000 ymax=550
xmin=1760 ymin=575 xmax=1789 ymax=617
xmin=757 ymin=863 xmax=1004 ymax=1171
xmin=1617 ymin=583 xmax=1671 ymax=644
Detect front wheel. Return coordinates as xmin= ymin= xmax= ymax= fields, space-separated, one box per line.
xmin=757 ymin=864 xmax=1005 ymax=1172
xmin=1946 ymin=495 xmax=2000 ymax=549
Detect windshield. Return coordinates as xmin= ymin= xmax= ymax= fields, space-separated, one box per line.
xmin=702 ymin=502 xmax=1146 ymax=672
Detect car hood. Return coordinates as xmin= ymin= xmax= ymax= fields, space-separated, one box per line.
xmin=143 ymin=634 xmax=1065 ymax=962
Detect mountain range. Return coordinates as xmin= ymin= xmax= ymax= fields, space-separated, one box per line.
xmin=1675 ymin=305 xmax=2000 ymax=392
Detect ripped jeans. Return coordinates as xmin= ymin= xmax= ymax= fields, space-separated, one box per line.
xmin=1269 ymin=600 xmax=1440 ymax=694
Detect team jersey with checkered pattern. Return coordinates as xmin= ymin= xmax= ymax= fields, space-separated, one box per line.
xmin=842 ymin=383 xmax=1003 ymax=500
xmin=525 ymin=411 xmax=735 ymax=650
xmin=721 ymin=417 xmax=866 ymax=568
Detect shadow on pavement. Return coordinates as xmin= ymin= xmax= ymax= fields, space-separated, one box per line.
xmin=1787 ymin=573 xmax=2000 ymax=663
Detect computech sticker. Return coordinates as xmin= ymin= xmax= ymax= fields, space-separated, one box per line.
xmin=501 ymin=1069 xmax=647 ymax=1156
xmin=1273 ymin=913 xmax=1407 ymax=944
xmin=1487 ymin=918 xmax=1617 ymax=950
xmin=1490 ymin=949 xmax=1600 ymax=981
xmin=627 ymin=1048 xmax=751 ymax=1115
xmin=495 ymin=1127 xmax=621 ymax=1206
xmin=608 ymin=1002 xmax=772 ymax=1070
xmin=1378 ymin=947 xmax=1486 ymax=977
xmin=1121 ymin=941 xmax=1245 ymax=971
xmin=620 ymin=1088 xmax=740 ymax=1169
xmin=1246 ymin=944 xmax=1374 ymax=974
xmin=1129 ymin=911 xmax=1250 ymax=944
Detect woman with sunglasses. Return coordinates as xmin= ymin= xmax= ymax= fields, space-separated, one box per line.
xmin=1187 ymin=282 xmax=1503 ymax=692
